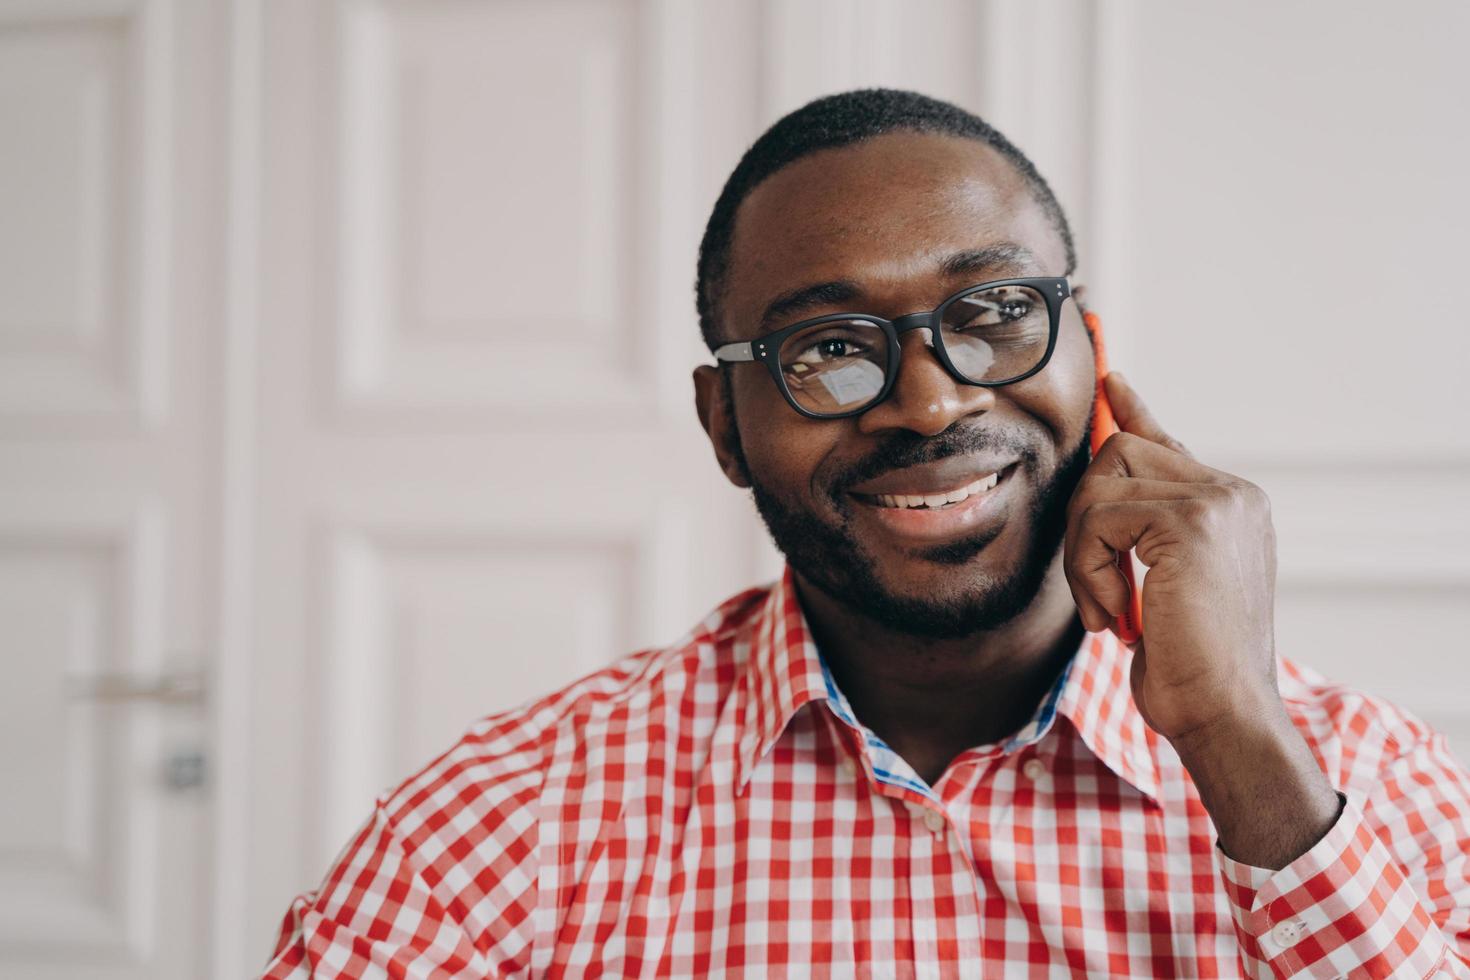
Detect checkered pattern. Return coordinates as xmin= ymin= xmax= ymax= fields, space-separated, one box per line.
xmin=261 ymin=566 xmax=1470 ymax=978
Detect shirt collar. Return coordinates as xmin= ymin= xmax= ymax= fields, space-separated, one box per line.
xmin=735 ymin=565 xmax=831 ymax=793
xmin=733 ymin=564 xmax=1162 ymax=803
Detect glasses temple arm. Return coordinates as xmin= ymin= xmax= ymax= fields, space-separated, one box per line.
xmin=712 ymin=341 xmax=755 ymax=362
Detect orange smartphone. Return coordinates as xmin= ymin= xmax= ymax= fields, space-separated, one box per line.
xmin=1081 ymin=310 xmax=1144 ymax=644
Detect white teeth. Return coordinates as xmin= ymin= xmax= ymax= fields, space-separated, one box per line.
xmin=872 ymin=469 xmax=1004 ymax=509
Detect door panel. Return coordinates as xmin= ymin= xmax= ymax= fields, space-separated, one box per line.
xmin=0 ymin=0 xmax=216 ymax=977
xmin=245 ymin=0 xmax=773 ymax=949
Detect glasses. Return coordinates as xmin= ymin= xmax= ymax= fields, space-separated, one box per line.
xmin=713 ymin=276 xmax=1070 ymax=419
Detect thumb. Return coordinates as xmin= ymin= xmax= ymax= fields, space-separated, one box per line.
xmin=1105 ymin=372 xmax=1192 ymax=458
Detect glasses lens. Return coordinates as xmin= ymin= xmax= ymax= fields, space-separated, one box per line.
xmin=776 ymin=318 xmax=889 ymax=415
xmin=940 ymin=284 xmax=1051 ymax=382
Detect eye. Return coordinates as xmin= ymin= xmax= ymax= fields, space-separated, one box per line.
xmin=947 ymin=287 xmax=1045 ymax=332
xmin=783 ymin=326 xmax=879 ymax=366
xmin=996 ymin=298 xmax=1033 ymax=320
xmin=801 ymin=338 xmax=860 ymax=361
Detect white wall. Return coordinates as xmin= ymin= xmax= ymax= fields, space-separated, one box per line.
xmin=0 ymin=2 xmax=1464 ymax=977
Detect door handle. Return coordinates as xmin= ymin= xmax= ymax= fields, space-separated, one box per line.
xmin=66 ymin=668 xmax=206 ymax=705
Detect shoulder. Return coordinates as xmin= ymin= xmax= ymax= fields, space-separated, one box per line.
xmin=374 ymin=580 xmax=772 ymax=870
xmin=1275 ymin=652 xmax=1453 ymax=790
xmin=265 ymin=585 xmax=770 ymax=975
xmin=298 ymin=583 xmax=775 ymax=961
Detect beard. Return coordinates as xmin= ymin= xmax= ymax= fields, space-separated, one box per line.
xmin=727 ymin=382 xmax=1095 ymax=640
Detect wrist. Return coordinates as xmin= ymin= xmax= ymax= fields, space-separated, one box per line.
xmin=1166 ymin=684 xmax=1283 ymax=758
xmin=1171 ymin=695 xmax=1341 ymax=869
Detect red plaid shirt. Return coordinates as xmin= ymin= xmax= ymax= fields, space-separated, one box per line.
xmin=263 ymin=566 xmax=1470 ymax=978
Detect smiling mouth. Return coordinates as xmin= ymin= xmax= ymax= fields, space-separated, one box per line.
xmin=851 ymin=464 xmax=1016 ymax=510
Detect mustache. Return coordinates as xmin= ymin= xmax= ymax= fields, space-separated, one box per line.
xmin=829 ymin=425 xmax=1034 ymax=498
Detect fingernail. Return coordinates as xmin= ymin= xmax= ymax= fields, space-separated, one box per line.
xmin=1110 ymin=370 xmax=1127 ymax=385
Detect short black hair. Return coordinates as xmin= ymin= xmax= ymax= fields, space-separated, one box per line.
xmin=695 ymin=88 xmax=1077 ymax=351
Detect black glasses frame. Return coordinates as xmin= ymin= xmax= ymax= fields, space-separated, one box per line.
xmin=712 ymin=276 xmax=1071 ymax=419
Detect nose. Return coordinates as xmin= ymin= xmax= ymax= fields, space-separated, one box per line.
xmin=856 ymin=327 xmax=996 ymax=437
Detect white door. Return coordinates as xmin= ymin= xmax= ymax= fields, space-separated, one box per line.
xmin=0 ymin=0 xmax=220 ymax=977
xmin=235 ymin=0 xmax=777 ymax=960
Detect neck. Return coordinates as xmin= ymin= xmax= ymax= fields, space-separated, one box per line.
xmin=793 ymin=551 xmax=1085 ymax=788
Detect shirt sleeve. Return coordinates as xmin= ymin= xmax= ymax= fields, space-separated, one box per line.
xmin=257 ymin=805 xmax=491 ymax=979
xmin=1216 ymin=729 xmax=1470 ymax=979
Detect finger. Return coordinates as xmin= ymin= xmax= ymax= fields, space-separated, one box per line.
xmin=1061 ymin=501 xmax=1136 ymax=632
xmin=1065 ymin=497 xmax=1183 ymax=620
xmin=1091 ymin=429 xmax=1237 ymax=485
xmin=1067 ymin=476 xmax=1235 ymax=529
xmin=1060 ymin=532 xmax=1118 ymax=634
xmin=1063 ymin=519 xmax=1133 ymax=625
xmin=1070 ymin=502 xmax=1139 ymax=620
xmin=1104 ymin=372 xmax=1194 ymax=458
xmin=1068 ymin=574 xmax=1116 ymax=634
xmin=1063 ymin=479 xmax=1222 ymax=605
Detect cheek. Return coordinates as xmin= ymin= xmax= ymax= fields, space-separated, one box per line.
xmin=1056 ymin=317 xmax=1099 ymax=435
xmin=735 ymin=376 xmax=844 ymax=498
xmin=1007 ymin=317 xmax=1095 ymax=449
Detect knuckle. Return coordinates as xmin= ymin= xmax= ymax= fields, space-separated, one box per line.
xmin=1065 ymin=486 xmax=1083 ymax=521
xmin=1062 ymin=536 xmax=1087 ymax=583
xmin=1062 ymin=507 xmax=1086 ymax=558
xmin=1061 ymin=546 xmax=1082 ymax=584
xmin=1064 ymin=502 xmax=1096 ymax=560
xmin=1095 ymin=432 xmax=1133 ymax=473
xmin=1099 ymin=431 xmax=1131 ymax=457
xmin=1183 ymin=496 xmax=1215 ymax=530
xmin=1223 ymin=480 xmax=1269 ymax=521
xmin=1066 ymin=477 xmax=1098 ymax=522
xmin=1241 ymin=479 xmax=1271 ymax=514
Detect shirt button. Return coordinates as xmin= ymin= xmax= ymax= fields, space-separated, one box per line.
xmin=1270 ymin=918 xmax=1308 ymax=948
xmin=922 ymin=809 xmax=946 ymax=834
xmin=839 ymin=755 xmax=856 ymax=777
xmin=1022 ymin=758 xmax=1047 ymax=781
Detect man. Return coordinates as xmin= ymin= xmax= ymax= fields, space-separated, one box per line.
xmin=263 ymin=90 xmax=1470 ymax=977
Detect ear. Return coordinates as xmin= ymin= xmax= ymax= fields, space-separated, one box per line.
xmin=693 ymin=364 xmax=752 ymax=489
xmin=1069 ymin=282 xmax=1096 ymax=356
xmin=1070 ymin=282 xmax=1089 ymax=315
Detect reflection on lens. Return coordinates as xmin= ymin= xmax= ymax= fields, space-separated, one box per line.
xmin=778 ymin=319 xmax=888 ymax=414
xmin=947 ymin=339 xmax=996 ymax=378
xmin=940 ymin=285 xmax=1049 ymax=383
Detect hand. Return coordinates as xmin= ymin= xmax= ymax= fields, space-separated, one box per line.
xmin=1063 ymin=371 xmax=1282 ymax=744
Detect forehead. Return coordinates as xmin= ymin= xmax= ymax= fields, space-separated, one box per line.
xmin=722 ymin=131 xmax=1065 ymax=330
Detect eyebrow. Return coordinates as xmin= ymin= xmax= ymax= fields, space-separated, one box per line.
xmin=758 ymin=279 xmax=863 ymax=331
xmin=756 ymin=242 xmax=1042 ymax=331
xmin=939 ymin=242 xmax=1039 ymax=279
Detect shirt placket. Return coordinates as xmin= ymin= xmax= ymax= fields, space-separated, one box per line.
xmin=813 ymin=671 xmax=994 ymax=978
xmin=902 ymin=793 xmax=984 ymax=979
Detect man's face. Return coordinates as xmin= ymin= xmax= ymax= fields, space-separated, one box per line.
xmin=694 ymin=131 xmax=1096 ymax=639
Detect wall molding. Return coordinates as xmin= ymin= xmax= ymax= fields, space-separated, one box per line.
xmin=209 ymin=0 xmax=260 ymax=975
xmin=321 ymin=0 xmax=693 ymax=426
xmin=307 ymin=505 xmax=693 ymax=864
xmin=0 ymin=0 xmax=171 ymax=430
xmin=0 ymin=494 xmax=165 ymax=957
